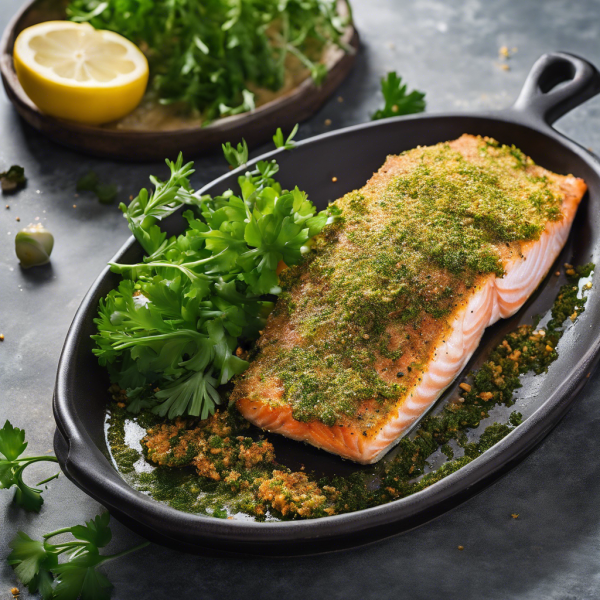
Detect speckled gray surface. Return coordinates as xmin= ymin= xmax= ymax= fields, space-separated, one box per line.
xmin=3 ymin=0 xmax=600 ymax=598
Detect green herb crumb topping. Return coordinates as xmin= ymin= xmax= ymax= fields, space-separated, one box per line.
xmin=256 ymin=137 xmax=566 ymax=425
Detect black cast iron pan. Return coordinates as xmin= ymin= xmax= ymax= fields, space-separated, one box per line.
xmin=53 ymin=52 xmax=600 ymax=556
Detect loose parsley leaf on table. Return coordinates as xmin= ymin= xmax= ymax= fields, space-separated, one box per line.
xmin=8 ymin=531 xmax=58 ymax=600
xmin=0 ymin=419 xmax=28 ymax=459
xmin=0 ymin=165 xmax=26 ymax=193
xmin=93 ymin=126 xmax=341 ymax=420
xmin=8 ymin=513 xmax=148 ymax=600
xmin=77 ymin=172 xmax=118 ymax=204
xmin=76 ymin=171 xmax=99 ymax=193
xmin=372 ymin=72 xmax=426 ymax=120
xmin=0 ymin=420 xmax=58 ymax=512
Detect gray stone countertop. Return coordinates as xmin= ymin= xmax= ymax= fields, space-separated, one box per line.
xmin=2 ymin=0 xmax=600 ymax=598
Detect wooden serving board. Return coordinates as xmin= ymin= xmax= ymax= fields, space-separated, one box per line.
xmin=0 ymin=0 xmax=358 ymax=161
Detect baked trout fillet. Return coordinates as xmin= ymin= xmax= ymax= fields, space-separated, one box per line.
xmin=231 ymin=134 xmax=586 ymax=464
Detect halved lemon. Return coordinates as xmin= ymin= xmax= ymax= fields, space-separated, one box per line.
xmin=13 ymin=21 xmax=149 ymax=125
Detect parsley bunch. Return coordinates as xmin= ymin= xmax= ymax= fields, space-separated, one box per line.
xmin=0 ymin=420 xmax=58 ymax=512
xmin=372 ymin=72 xmax=426 ymax=120
xmin=8 ymin=513 xmax=148 ymax=600
xmin=66 ymin=0 xmax=351 ymax=122
xmin=93 ymin=127 xmax=340 ymax=420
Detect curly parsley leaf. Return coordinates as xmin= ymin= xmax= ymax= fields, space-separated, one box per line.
xmin=372 ymin=72 xmax=426 ymax=121
xmin=93 ymin=127 xmax=341 ymax=420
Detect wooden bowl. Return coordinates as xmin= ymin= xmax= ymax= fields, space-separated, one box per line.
xmin=0 ymin=0 xmax=358 ymax=161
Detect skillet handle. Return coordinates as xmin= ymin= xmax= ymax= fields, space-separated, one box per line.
xmin=512 ymin=52 xmax=600 ymax=126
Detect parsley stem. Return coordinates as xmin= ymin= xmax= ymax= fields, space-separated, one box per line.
xmin=36 ymin=472 xmax=60 ymax=486
xmin=112 ymin=330 xmax=205 ymax=351
xmin=283 ymin=43 xmax=316 ymax=72
xmin=13 ymin=456 xmax=59 ymax=485
xmin=14 ymin=455 xmax=59 ymax=463
xmin=43 ymin=527 xmax=76 ymax=539
xmin=100 ymin=541 xmax=150 ymax=564
xmin=52 ymin=541 xmax=89 ymax=553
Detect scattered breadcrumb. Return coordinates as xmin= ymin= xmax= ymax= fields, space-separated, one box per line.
xmin=0 ymin=334 xmax=4 ymax=341
xmin=499 ymin=46 xmax=517 ymax=59
xmin=332 ymin=176 xmax=338 ymax=182
xmin=511 ymin=513 xmax=519 ymax=519
xmin=458 ymin=545 xmax=464 ymax=551
xmin=324 ymin=118 xmax=332 ymax=126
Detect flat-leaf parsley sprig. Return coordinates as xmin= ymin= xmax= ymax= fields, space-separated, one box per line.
xmin=8 ymin=512 xmax=149 ymax=600
xmin=0 ymin=420 xmax=59 ymax=512
xmin=372 ymin=71 xmax=426 ymax=120
xmin=93 ymin=127 xmax=341 ymax=421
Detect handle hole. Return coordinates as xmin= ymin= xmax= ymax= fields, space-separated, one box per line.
xmin=538 ymin=59 xmax=576 ymax=94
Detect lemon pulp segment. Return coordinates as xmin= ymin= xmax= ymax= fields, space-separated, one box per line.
xmin=13 ymin=21 xmax=149 ymax=125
